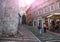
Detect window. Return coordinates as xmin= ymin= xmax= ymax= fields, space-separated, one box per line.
xmin=45 ymin=7 xmax=48 ymax=13
xmin=38 ymin=9 xmax=43 ymax=14
xmin=58 ymin=2 xmax=60 ymax=9
xmin=37 ymin=11 xmax=39 ymax=15
xmin=34 ymin=11 xmax=38 ymax=17
xmin=41 ymin=9 xmax=43 ymax=14
xmin=34 ymin=21 xmax=36 ymax=26
xmin=43 ymin=8 xmax=45 ymax=14
xmin=43 ymin=7 xmax=48 ymax=14
xmin=39 ymin=9 xmax=41 ymax=14
xmin=50 ymin=5 xmax=55 ymax=11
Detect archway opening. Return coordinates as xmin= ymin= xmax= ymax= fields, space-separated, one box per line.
xmin=22 ymin=15 xmax=26 ymax=24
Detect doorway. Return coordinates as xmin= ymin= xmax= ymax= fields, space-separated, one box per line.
xmin=39 ymin=20 xmax=42 ymax=28
xmin=22 ymin=15 xmax=26 ymax=24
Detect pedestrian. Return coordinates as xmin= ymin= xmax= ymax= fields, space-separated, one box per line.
xmin=43 ymin=23 xmax=47 ymax=33
xmin=37 ymin=24 xmax=42 ymax=34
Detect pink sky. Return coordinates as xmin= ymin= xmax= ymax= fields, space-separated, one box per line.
xmin=19 ymin=0 xmax=36 ymax=7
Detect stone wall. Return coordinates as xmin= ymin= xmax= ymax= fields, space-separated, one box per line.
xmin=0 ymin=0 xmax=19 ymax=36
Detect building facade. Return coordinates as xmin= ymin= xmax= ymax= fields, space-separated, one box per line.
xmin=26 ymin=8 xmax=33 ymax=25
xmin=26 ymin=0 xmax=60 ymax=29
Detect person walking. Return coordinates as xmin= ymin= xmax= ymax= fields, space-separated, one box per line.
xmin=43 ymin=23 xmax=47 ymax=33
xmin=37 ymin=24 xmax=42 ymax=34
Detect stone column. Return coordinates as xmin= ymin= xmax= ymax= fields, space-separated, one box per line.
xmin=48 ymin=18 xmax=50 ymax=27
xmin=33 ymin=20 xmax=34 ymax=27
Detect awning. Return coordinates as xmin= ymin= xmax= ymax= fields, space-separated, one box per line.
xmin=47 ymin=13 xmax=60 ymax=19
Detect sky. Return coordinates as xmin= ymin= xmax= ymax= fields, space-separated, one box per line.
xmin=19 ymin=0 xmax=35 ymax=7
xmin=25 ymin=0 xmax=35 ymax=6
xmin=19 ymin=0 xmax=36 ymax=16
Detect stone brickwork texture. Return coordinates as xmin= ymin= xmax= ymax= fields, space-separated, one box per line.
xmin=0 ymin=0 xmax=19 ymax=36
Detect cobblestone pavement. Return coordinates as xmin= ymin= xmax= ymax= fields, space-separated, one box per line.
xmin=0 ymin=25 xmax=41 ymax=42
xmin=25 ymin=25 xmax=60 ymax=42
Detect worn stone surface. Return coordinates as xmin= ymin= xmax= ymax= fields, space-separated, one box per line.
xmin=0 ymin=0 xmax=19 ymax=36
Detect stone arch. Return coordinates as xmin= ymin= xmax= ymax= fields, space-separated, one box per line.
xmin=22 ymin=15 xmax=26 ymax=24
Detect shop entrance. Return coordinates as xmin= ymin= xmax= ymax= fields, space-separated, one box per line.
xmin=39 ymin=20 xmax=42 ymax=28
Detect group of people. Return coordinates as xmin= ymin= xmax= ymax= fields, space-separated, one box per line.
xmin=50 ymin=21 xmax=60 ymax=31
xmin=37 ymin=23 xmax=47 ymax=34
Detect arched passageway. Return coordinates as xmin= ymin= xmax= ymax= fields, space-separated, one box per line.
xmin=22 ymin=15 xmax=26 ymax=24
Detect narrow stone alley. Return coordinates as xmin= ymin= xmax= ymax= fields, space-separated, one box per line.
xmin=0 ymin=25 xmax=41 ymax=42
xmin=0 ymin=0 xmax=60 ymax=42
